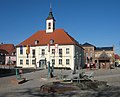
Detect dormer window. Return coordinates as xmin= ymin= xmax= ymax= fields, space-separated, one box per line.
xmin=50 ymin=39 xmax=54 ymax=44
xmin=35 ymin=40 xmax=39 ymax=45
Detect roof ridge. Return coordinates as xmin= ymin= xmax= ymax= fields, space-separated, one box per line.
xmin=82 ymin=42 xmax=95 ymax=47
xmin=17 ymin=28 xmax=82 ymax=47
xmin=0 ymin=44 xmax=14 ymax=45
xmin=64 ymin=31 xmax=77 ymax=44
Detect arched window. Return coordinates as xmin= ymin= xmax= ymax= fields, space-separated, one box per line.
xmin=48 ymin=22 xmax=51 ymax=29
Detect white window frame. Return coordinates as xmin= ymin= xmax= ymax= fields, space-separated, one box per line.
xmin=66 ymin=48 xmax=69 ymax=54
xmin=20 ymin=59 xmax=23 ymax=65
xmin=26 ymin=59 xmax=29 ymax=65
xmin=52 ymin=59 xmax=55 ymax=65
xmin=41 ymin=49 xmax=45 ymax=55
xmin=48 ymin=22 xmax=51 ymax=29
xmin=66 ymin=59 xmax=70 ymax=65
xmin=59 ymin=59 xmax=62 ymax=65
xmin=32 ymin=59 xmax=35 ymax=65
xmin=32 ymin=49 xmax=35 ymax=58
xmin=52 ymin=49 xmax=55 ymax=54
xmin=59 ymin=49 xmax=62 ymax=57
xmin=20 ymin=49 xmax=23 ymax=55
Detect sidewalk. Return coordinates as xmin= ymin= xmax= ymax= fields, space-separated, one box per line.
xmin=0 ymin=69 xmax=72 ymax=91
xmin=0 ymin=69 xmax=73 ymax=97
xmin=1 ymin=68 xmax=120 ymax=97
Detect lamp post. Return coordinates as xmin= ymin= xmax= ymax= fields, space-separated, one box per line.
xmin=79 ymin=54 xmax=82 ymax=70
xmin=73 ymin=55 xmax=76 ymax=74
xmin=78 ymin=53 xmax=82 ymax=83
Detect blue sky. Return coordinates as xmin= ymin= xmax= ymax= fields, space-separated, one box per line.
xmin=0 ymin=0 xmax=120 ymax=54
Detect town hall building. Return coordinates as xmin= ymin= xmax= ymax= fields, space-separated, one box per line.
xmin=16 ymin=8 xmax=84 ymax=70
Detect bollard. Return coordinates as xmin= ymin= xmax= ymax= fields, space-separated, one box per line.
xmin=15 ymin=68 xmax=20 ymax=79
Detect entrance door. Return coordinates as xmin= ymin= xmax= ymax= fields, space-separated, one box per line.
xmin=39 ymin=60 xmax=46 ymax=68
xmin=99 ymin=60 xmax=110 ymax=69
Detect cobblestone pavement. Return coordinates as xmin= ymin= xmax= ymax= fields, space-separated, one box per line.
xmin=0 ymin=68 xmax=120 ymax=97
xmin=0 ymin=69 xmax=72 ymax=97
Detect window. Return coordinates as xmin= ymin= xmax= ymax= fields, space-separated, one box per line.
xmin=32 ymin=60 xmax=35 ymax=65
xmin=32 ymin=49 xmax=35 ymax=58
xmin=35 ymin=40 xmax=39 ymax=45
xmin=50 ymin=39 xmax=54 ymax=44
xmin=66 ymin=59 xmax=70 ymax=65
xmin=52 ymin=59 xmax=55 ymax=65
xmin=20 ymin=47 xmax=23 ymax=54
xmin=26 ymin=59 xmax=29 ymax=65
xmin=90 ymin=52 xmax=92 ymax=57
xmin=27 ymin=54 xmax=29 ymax=58
xmin=66 ymin=48 xmax=69 ymax=54
xmin=52 ymin=49 xmax=55 ymax=54
xmin=12 ymin=52 xmax=16 ymax=55
xmin=48 ymin=22 xmax=51 ymax=29
xmin=41 ymin=49 xmax=45 ymax=55
xmin=20 ymin=59 xmax=23 ymax=65
xmin=59 ymin=49 xmax=62 ymax=57
xmin=59 ymin=59 xmax=62 ymax=65
xmin=86 ymin=53 xmax=88 ymax=57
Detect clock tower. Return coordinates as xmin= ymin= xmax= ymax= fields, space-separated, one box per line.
xmin=46 ymin=7 xmax=55 ymax=33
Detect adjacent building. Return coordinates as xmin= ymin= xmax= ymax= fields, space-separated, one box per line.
xmin=16 ymin=8 xmax=84 ymax=70
xmin=82 ymin=42 xmax=114 ymax=69
xmin=0 ymin=43 xmax=16 ymax=65
xmin=114 ymin=54 xmax=120 ymax=66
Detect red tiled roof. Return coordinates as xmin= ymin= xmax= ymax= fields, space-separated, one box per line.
xmin=18 ymin=29 xmax=82 ymax=47
xmin=115 ymin=54 xmax=120 ymax=59
xmin=0 ymin=44 xmax=15 ymax=54
xmin=0 ymin=49 xmax=8 ymax=54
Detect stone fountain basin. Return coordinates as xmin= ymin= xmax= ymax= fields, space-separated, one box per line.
xmin=40 ymin=80 xmax=108 ymax=94
xmin=40 ymin=81 xmax=79 ymax=93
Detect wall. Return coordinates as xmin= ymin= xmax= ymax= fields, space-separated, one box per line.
xmin=16 ymin=45 xmax=76 ymax=70
xmin=5 ymin=56 xmax=16 ymax=65
xmin=74 ymin=45 xmax=84 ymax=69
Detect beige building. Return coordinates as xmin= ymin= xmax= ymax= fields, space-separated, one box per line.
xmin=82 ymin=42 xmax=114 ymax=69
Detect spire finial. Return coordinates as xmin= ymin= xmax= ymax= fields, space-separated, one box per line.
xmin=50 ymin=2 xmax=52 ymax=12
xmin=46 ymin=2 xmax=55 ymax=21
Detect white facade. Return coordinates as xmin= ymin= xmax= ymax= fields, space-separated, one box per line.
xmin=16 ymin=44 xmax=84 ymax=70
xmin=46 ymin=19 xmax=55 ymax=33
